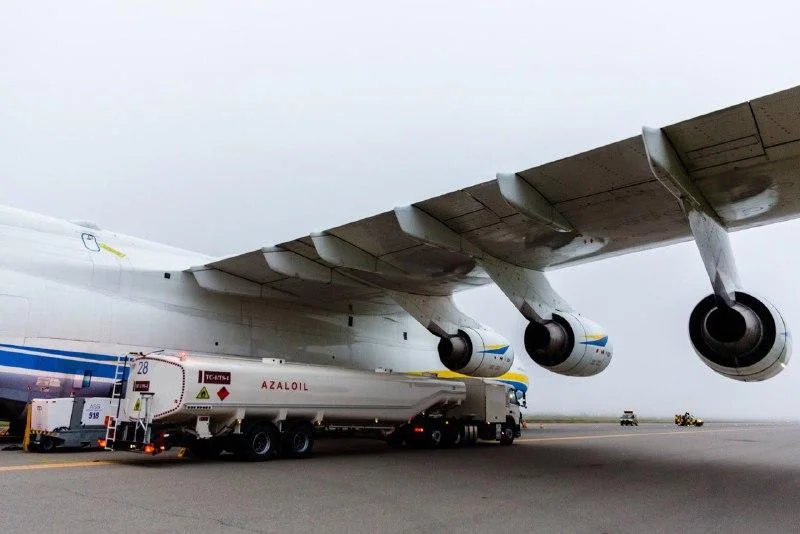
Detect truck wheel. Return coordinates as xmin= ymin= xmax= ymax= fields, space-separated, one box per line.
xmin=241 ymin=424 xmax=278 ymax=461
xmin=283 ymin=425 xmax=314 ymax=459
xmin=499 ymin=426 xmax=514 ymax=445
xmin=444 ymin=424 xmax=464 ymax=448
xmin=427 ymin=426 xmax=444 ymax=449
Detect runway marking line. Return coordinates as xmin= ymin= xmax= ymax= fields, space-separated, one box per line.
xmin=0 ymin=460 xmax=118 ymax=473
xmin=516 ymin=427 xmax=763 ymax=444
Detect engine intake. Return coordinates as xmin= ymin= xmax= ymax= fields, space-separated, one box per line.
xmin=437 ymin=328 xmax=514 ymax=378
xmin=689 ymin=291 xmax=791 ymax=381
xmin=524 ymin=313 xmax=612 ymax=376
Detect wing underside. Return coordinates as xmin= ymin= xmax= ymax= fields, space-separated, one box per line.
xmin=190 ymin=85 xmax=800 ymax=309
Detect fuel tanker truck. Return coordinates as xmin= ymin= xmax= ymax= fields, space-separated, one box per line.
xmin=104 ymin=351 xmax=521 ymax=460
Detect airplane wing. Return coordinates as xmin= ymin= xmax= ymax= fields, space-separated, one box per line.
xmin=189 ymin=85 xmax=800 ymax=309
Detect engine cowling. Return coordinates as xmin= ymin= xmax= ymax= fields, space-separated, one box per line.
xmin=688 ymin=291 xmax=791 ymax=381
xmin=524 ymin=313 xmax=612 ymax=376
xmin=437 ymin=328 xmax=515 ymax=378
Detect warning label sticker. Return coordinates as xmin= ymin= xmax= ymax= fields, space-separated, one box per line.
xmin=196 ymin=386 xmax=210 ymax=400
xmin=132 ymin=398 xmax=141 ymax=411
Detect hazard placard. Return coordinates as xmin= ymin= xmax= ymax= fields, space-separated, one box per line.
xmin=196 ymin=386 xmax=210 ymax=400
xmin=132 ymin=398 xmax=141 ymax=411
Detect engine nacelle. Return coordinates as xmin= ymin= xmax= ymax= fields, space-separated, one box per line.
xmin=437 ymin=328 xmax=515 ymax=378
xmin=524 ymin=313 xmax=612 ymax=377
xmin=689 ymin=291 xmax=791 ymax=381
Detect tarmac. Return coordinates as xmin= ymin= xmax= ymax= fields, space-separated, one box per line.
xmin=2 ymin=422 xmax=800 ymax=533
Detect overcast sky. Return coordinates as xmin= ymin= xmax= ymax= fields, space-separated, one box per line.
xmin=3 ymin=1 xmax=800 ymax=419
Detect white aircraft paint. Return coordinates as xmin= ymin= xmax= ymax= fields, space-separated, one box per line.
xmin=0 ymin=206 xmax=528 ymax=425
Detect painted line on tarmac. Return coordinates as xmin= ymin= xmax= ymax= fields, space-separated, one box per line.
xmin=0 ymin=460 xmax=118 ymax=473
xmin=517 ymin=427 xmax=759 ymax=443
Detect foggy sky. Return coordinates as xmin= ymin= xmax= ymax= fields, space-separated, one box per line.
xmin=3 ymin=1 xmax=800 ymax=418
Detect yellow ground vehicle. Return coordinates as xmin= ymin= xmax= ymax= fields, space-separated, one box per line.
xmin=674 ymin=412 xmax=704 ymax=427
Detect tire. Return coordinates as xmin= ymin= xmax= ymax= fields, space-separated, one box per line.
xmin=499 ymin=426 xmax=514 ymax=445
xmin=38 ymin=437 xmax=56 ymax=452
xmin=239 ymin=423 xmax=278 ymax=461
xmin=444 ymin=423 xmax=464 ymax=448
xmin=282 ymin=424 xmax=315 ymax=459
xmin=427 ymin=425 xmax=444 ymax=449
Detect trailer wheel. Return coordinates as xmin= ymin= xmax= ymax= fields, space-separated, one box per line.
xmin=240 ymin=424 xmax=278 ymax=461
xmin=283 ymin=424 xmax=314 ymax=459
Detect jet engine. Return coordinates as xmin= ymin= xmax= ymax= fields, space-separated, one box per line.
xmin=437 ymin=328 xmax=514 ymax=378
xmin=688 ymin=291 xmax=791 ymax=381
xmin=524 ymin=313 xmax=612 ymax=376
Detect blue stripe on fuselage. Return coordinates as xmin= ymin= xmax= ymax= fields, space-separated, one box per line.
xmin=0 ymin=343 xmax=122 ymax=362
xmin=0 ymin=348 xmax=128 ymax=380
